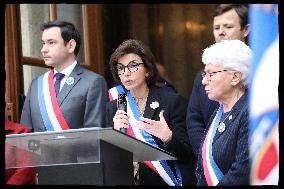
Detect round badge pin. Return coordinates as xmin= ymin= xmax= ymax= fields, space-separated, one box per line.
xmin=66 ymin=77 xmax=74 ymax=85
xmin=218 ymin=122 xmax=226 ymax=133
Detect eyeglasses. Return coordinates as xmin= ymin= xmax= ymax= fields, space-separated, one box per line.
xmin=116 ymin=61 xmax=145 ymax=75
xmin=201 ymin=69 xmax=229 ymax=80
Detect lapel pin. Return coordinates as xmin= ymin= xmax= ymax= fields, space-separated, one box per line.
xmin=66 ymin=77 xmax=74 ymax=85
xmin=229 ymin=115 xmax=232 ymax=120
xmin=150 ymin=101 xmax=159 ymax=109
xmin=218 ymin=122 xmax=226 ymax=133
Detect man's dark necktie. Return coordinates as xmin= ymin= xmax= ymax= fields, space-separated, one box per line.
xmin=54 ymin=73 xmax=65 ymax=97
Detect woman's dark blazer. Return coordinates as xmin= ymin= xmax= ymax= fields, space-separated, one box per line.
xmin=195 ymin=93 xmax=249 ymax=186
xmin=106 ymin=86 xmax=196 ymax=185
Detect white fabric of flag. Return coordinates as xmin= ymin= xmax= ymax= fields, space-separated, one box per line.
xmin=248 ymin=4 xmax=279 ymax=185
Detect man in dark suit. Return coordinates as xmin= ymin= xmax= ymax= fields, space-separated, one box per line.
xmin=186 ymin=4 xmax=250 ymax=156
xmin=20 ymin=20 xmax=108 ymax=131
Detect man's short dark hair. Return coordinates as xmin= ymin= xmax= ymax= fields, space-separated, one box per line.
xmin=41 ymin=20 xmax=81 ymax=56
xmin=214 ymin=4 xmax=248 ymax=30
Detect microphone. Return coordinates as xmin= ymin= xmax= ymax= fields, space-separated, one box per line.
xmin=118 ymin=93 xmax=127 ymax=133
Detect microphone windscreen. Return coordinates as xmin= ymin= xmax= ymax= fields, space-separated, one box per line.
xmin=118 ymin=93 xmax=127 ymax=133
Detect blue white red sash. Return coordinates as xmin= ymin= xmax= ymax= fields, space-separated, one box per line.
xmin=201 ymin=104 xmax=224 ymax=186
xmin=108 ymin=85 xmax=182 ymax=186
xmin=37 ymin=69 xmax=70 ymax=131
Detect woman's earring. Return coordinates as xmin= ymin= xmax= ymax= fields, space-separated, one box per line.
xmin=145 ymin=73 xmax=149 ymax=78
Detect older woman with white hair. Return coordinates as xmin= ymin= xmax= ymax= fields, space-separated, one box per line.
xmin=195 ymin=40 xmax=252 ymax=186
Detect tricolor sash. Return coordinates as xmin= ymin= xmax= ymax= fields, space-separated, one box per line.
xmin=201 ymin=104 xmax=224 ymax=186
xmin=37 ymin=69 xmax=70 ymax=131
xmin=108 ymin=85 xmax=182 ymax=186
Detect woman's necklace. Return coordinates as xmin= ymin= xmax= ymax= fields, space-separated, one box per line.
xmin=133 ymin=89 xmax=149 ymax=116
xmin=218 ymin=109 xmax=233 ymax=133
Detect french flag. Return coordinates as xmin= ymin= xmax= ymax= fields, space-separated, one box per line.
xmin=248 ymin=4 xmax=279 ymax=185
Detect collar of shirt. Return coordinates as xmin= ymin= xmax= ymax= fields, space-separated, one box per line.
xmin=53 ymin=60 xmax=78 ymax=77
xmin=53 ymin=60 xmax=78 ymax=90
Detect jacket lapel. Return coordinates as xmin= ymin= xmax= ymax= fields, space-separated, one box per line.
xmin=213 ymin=93 xmax=247 ymax=143
xmin=213 ymin=110 xmax=237 ymax=143
xmin=57 ymin=64 xmax=83 ymax=106
xmin=143 ymin=88 xmax=160 ymax=119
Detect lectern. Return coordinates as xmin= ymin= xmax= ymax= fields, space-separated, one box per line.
xmin=5 ymin=127 xmax=176 ymax=185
